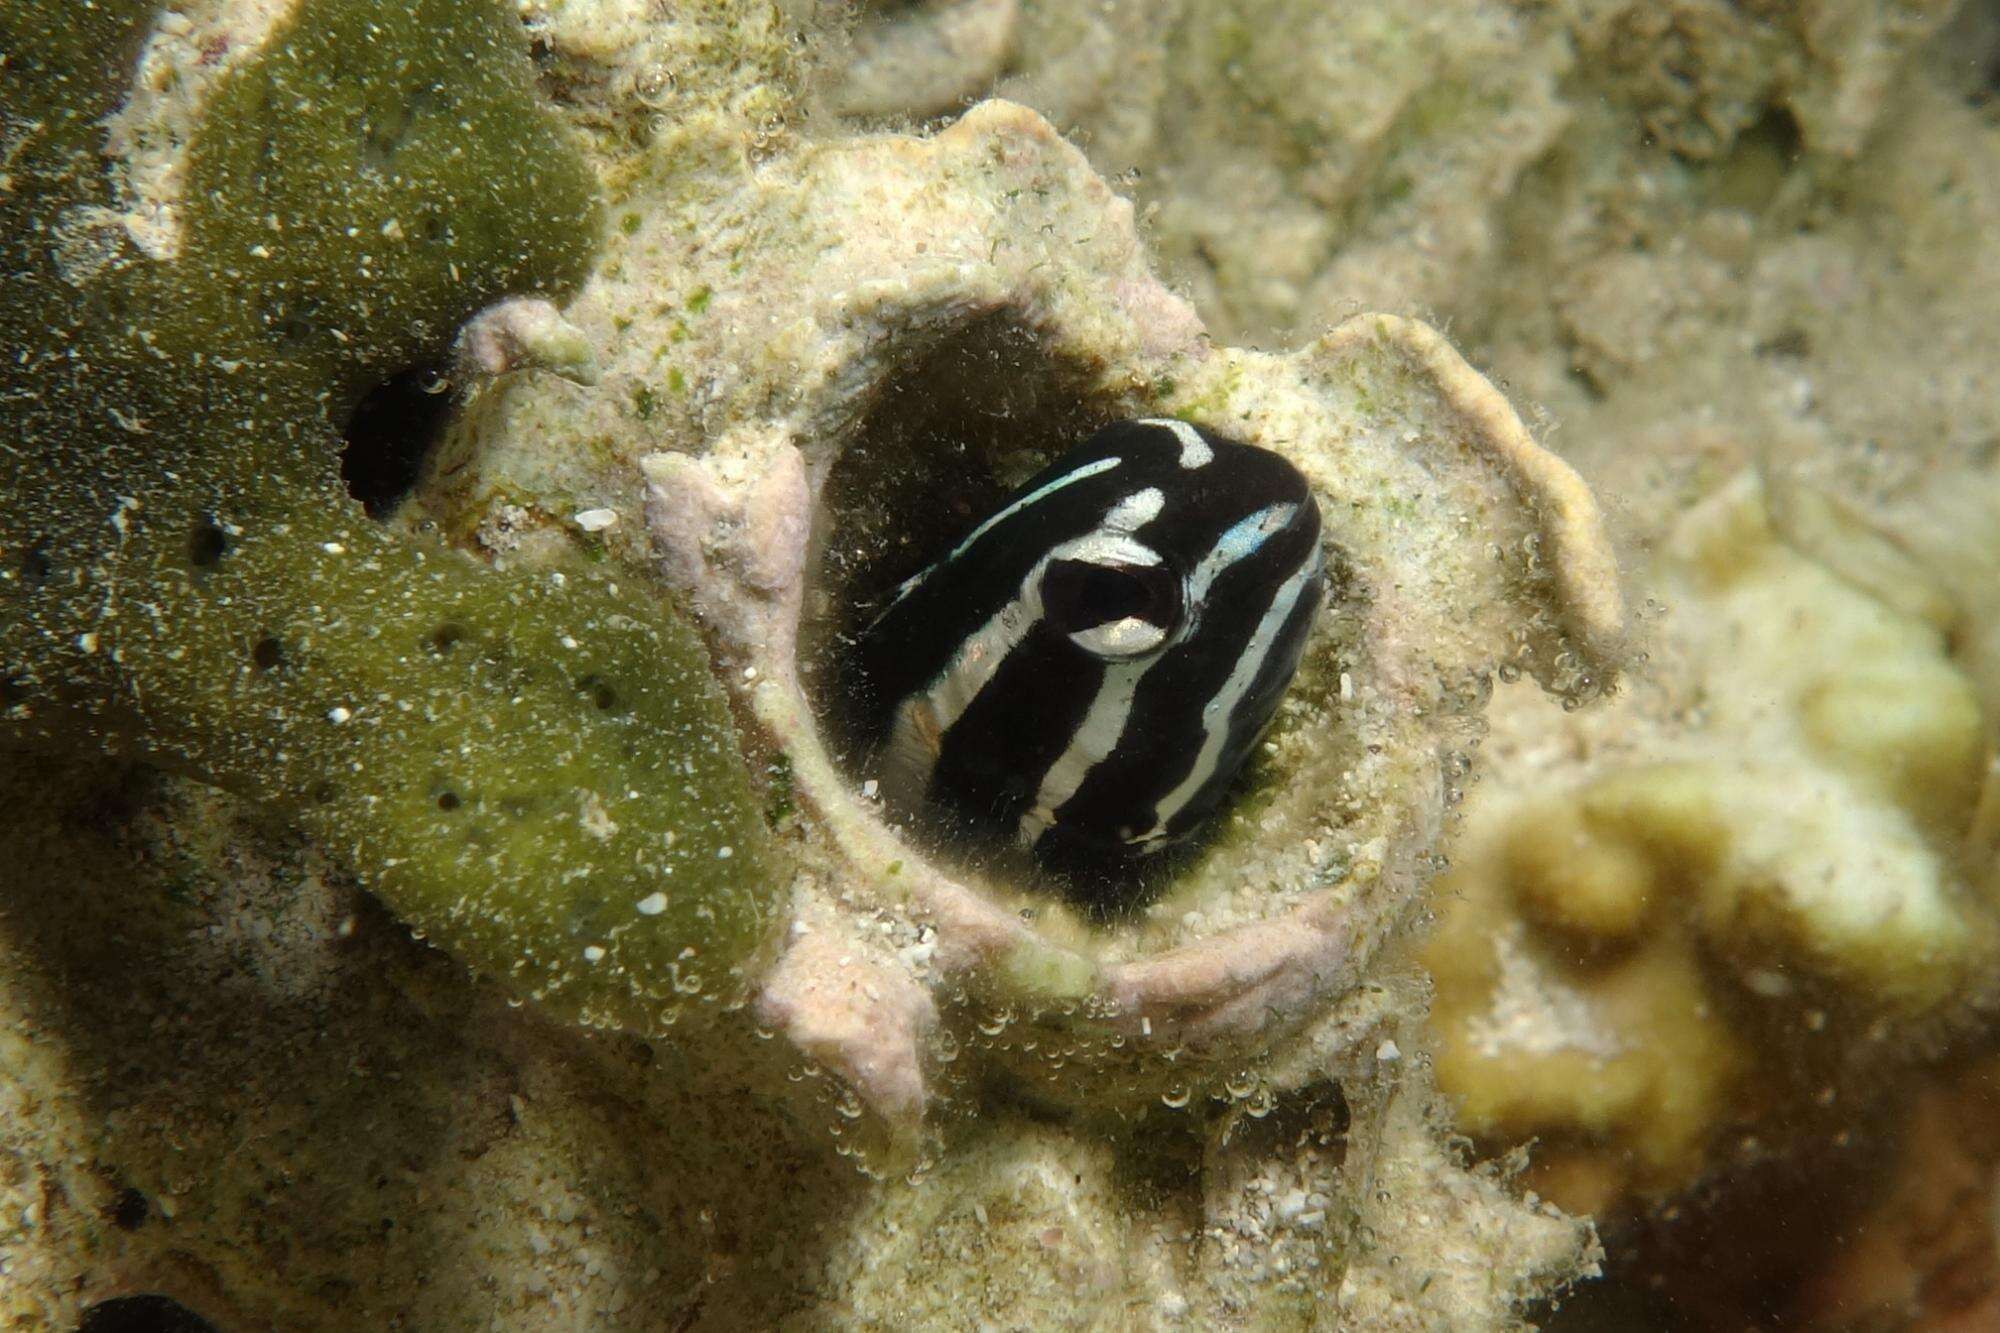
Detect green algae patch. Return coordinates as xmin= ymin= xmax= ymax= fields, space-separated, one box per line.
xmin=156 ymin=0 xmax=600 ymax=401
xmin=97 ymin=501 xmax=779 ymax=1026
xmin=0 ymin=0 xmax=785 ymax=1029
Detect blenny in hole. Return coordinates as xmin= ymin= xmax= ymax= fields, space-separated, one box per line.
xmin=844 ymin=419 xmax=1325 ymax=910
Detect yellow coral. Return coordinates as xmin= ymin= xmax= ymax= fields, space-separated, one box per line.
xmin=1422 ymin=472 xmax=1994 ymax=1214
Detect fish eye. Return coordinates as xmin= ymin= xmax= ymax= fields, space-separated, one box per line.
xmin=1040 ymin=558 xmax=1183 ymax=658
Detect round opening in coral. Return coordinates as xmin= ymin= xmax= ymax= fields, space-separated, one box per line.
xmin=799 ymin=315 xmax=1155 ymax=902
xmin=800 ymin=315 xmax=1352 ymax=921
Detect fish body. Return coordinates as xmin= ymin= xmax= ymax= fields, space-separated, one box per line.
xmin=844 ymin=419 xmax=1325 ymax=907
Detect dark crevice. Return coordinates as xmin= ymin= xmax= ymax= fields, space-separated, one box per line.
xmin=1226 ymin=1079 xmax=1351 ymax=1168
xmin=1756 ymin=327 xmax=1813 ymax=359
xmin=805 ymin=313 xmax=1119 ymax=748
xmin=1746 ymin=102 xmax=1803 ymax=166
xmin=108 ymin=1186 xmax=148 ymax=1230
xmin=1711 ymin=103 xmax=1806 ymax=214
xmin=339 ymin=361 xmax=454 ymax=519
xmin=77 ymin=1295 xmax=218 ymax=1333
xmin=575 ymin=673 xmax=620 ymax=712
xmin=187 ymin=518 xmax=230 ymax=569
xmin=1566 ymin=360 xmax=1609 ymax=401
xmin=20 ymin=544 xmax=53 ymax=586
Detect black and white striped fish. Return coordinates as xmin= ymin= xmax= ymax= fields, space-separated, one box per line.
xmin=844 ymin=418 xmax=1325 ymax=910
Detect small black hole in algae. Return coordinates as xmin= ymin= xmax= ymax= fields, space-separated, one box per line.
xmin=1 ymin=672 xmax=27 ymax=706
xmin=250 ymin=636 xmax=286 ymax=672
xmin=436 ymin=790 xmax=461 ymax=811
xmin=187 ymin=519 xmax=230 ymax=568
xmin=20 ymin=545 xmax=53 ymax=585
xmin=577 ymin=674 xmax=619 ymax=712
xmin=430 ymin=622 xmax=466 ymax=654
xmin=78 ymin=1295 xmax=219 ymax=1333
xmin=108 ymin=1187 xmax=148 ymax=1230
xmin=340 ymin=361 xmax=453 ymax=519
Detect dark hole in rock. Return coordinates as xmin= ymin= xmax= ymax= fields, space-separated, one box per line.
xmin=20 ymin=545 xmax=52 ymax=585
xmin=1748 ymin=102 xmax=1804 ymax=164
xmin=77 ymin=1295 xmax=218 ymax=1333
xmin=430 ymin=622 xmax=466 ymax=654
xmin=1 ymin=672 xmax=27 ymax=706
xmin=341 ymin=362 xmax=454 ymax=519
xmin=1225 ymin=1079 xmax=1351 ymax=1169
xmin=802 ymin=312 xmax=1346 ymax=915
xmin=1757 ymin=327 xmax=1813 ymax=359
xmin=187 ymin=518 xmax=230 ymax=569
xmin=804 ymin=313 xmax=1195 ymax=905
xmin=310 ymin=781 xmax=338 ymax=805
xmin=108 ymin=1186 xmax=148 ymax=1230
xmin=262 ymin=289 xmax=327 ymax=348
xmin=250 ymin=636 xmax=285 ymax=672
xmin=1113 ymin=1099 xmax=1211 ymax=1208
xmin=1712 ymin=104 xmax=1806 ymax=214
xmin=437 ymin=790 xmax=461 ymax=811
xmin=576 ymin=673 xmax=620 ymax=712
xmin=804 ymin=313 xmax=1118 ymax=754
xmin=1565 ymin=360 xmax=1608 ymax=401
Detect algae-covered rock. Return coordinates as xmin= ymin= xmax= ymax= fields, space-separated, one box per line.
xmin=0 ymin=0 xmax=784 ymax=1029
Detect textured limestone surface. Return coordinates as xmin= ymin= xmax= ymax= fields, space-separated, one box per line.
xmin=1 ymin=0 xmax=1623 ymax=1329
xmin=410 ymin=14 xmax=1626 ymax=1331
xmin=7 ymin=0 xmax=1999 ymax=1331
xmin=821 ymin=0 xmax=2000 ymax=1324
xmin=828 ymin=0 xmax=1963 ymax=347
